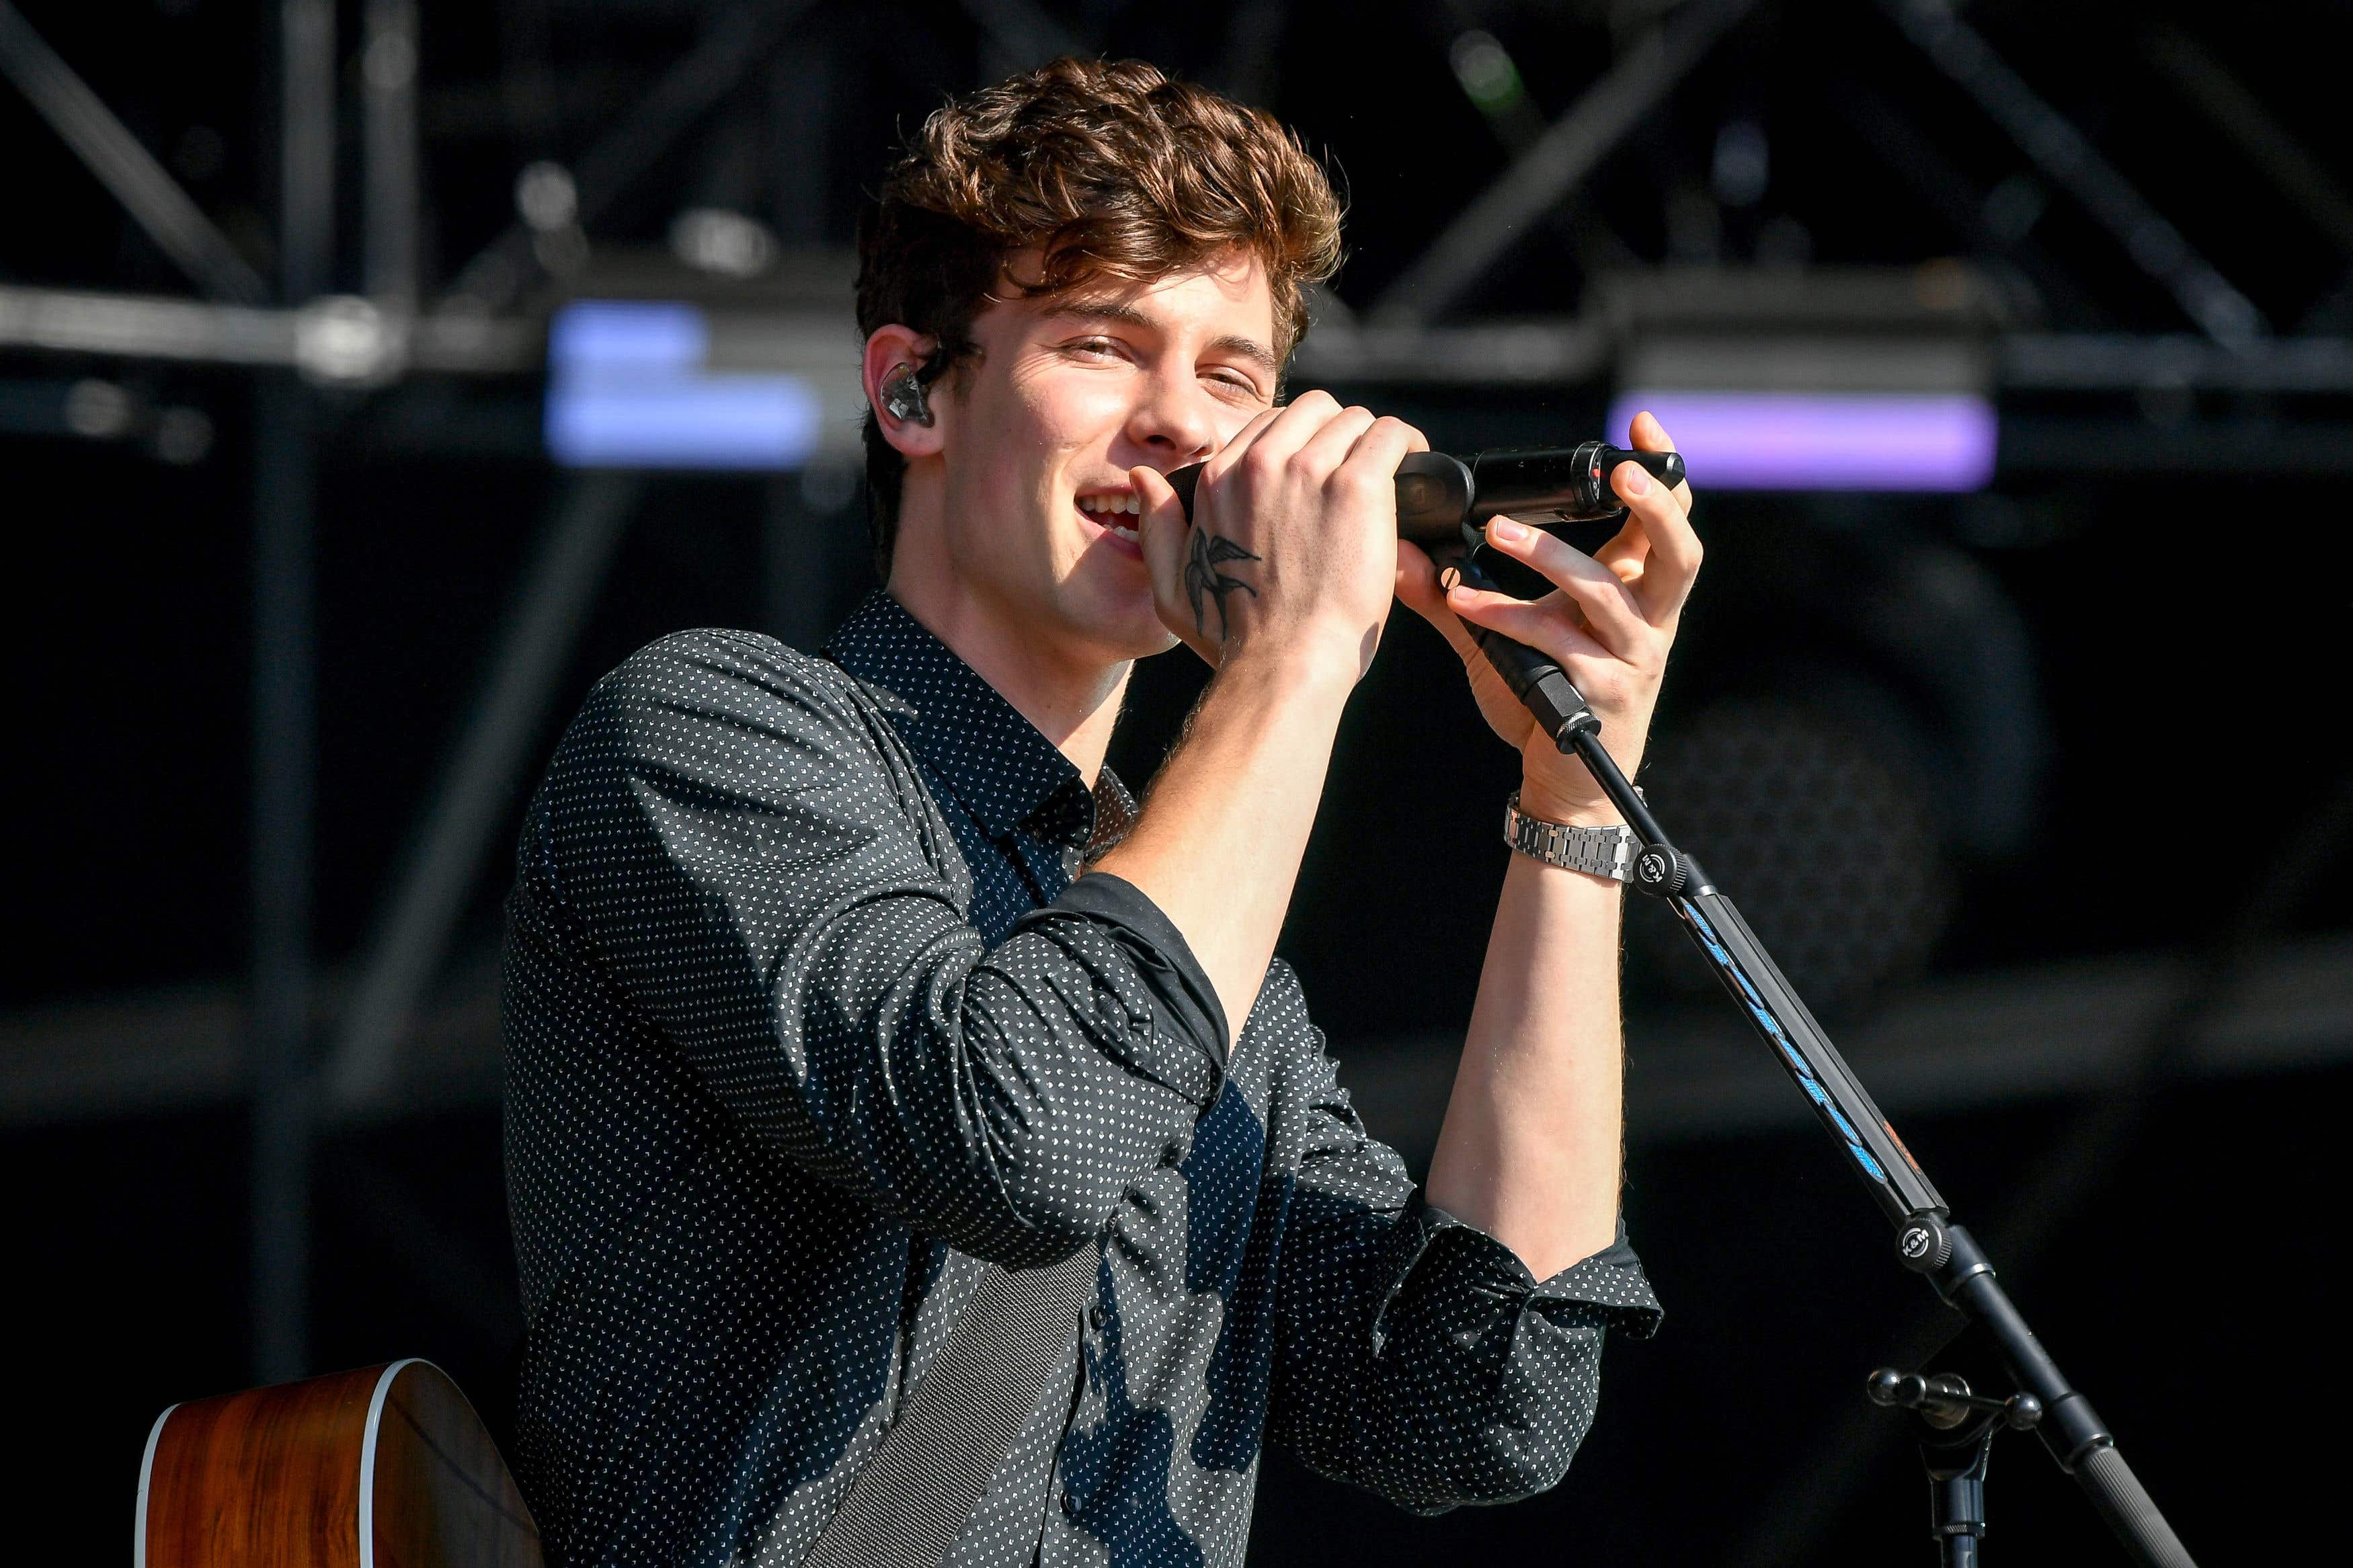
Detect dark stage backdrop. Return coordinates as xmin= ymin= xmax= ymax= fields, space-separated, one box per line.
xmin=9 ymin=0 xmax=2350 ymax=1558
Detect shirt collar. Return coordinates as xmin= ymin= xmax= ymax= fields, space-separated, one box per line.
xmin=825 ymin=591 xmax=1105 ymax=849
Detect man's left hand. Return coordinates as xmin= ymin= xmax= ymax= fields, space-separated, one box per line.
xmin=1394 ymin=409 xmax=1702 ymax=826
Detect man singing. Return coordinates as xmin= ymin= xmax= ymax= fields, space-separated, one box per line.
xmin=504 ymin=56 xmax=1700 ymax=1568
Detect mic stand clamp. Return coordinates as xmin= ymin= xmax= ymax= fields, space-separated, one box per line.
xmin=1432 ymin=540 xmax=1602 ymax=747
xmin=1867 ymin=1367 xmax=2045 ymax=1567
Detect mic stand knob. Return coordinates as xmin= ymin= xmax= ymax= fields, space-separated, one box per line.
xmin=1898 ymin=1212 xmax=1956 ymax=1273
xmin=1631 ymin=843 xmax=1690 ymax=896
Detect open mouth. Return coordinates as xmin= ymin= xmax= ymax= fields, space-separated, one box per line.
xmin=1076 ymin=490 xmax=1143 ymax=555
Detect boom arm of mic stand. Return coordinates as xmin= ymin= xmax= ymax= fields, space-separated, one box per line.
xmin=1446 ymin=549 xmax=2198 ymax=1568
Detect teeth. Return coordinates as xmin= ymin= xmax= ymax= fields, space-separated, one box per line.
xmin=1079 ymin=493 xmax=1140 ymax=520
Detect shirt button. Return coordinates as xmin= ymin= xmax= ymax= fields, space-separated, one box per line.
xmin=1088 ymin=1302 xmax=1105 ymax=1331
xmin=1061 ymin=1491 xmax=1078 ymax=1516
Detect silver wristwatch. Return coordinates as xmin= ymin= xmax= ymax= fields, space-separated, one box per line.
xmin=1503 ymin=790 xmax=1637 ymax=882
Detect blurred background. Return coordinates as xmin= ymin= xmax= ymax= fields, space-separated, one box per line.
xmin=7 ymin=0 xmax=2348 ymax=1559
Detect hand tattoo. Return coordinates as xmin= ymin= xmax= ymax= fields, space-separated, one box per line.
xmin=1185 ymin=530 xmax=1261 ymax=641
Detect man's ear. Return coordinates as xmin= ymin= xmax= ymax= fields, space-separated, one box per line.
xmin=863 ymin=326 xmax=945 ymax=459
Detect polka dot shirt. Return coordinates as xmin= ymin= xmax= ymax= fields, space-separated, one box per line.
xmin=502 ymin=591 xmax=1661 ymax=1568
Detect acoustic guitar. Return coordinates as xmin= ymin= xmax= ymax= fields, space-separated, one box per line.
xmin=137 ymin=1359 xmax=542 ymax=1568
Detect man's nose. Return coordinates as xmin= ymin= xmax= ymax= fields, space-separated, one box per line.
xmin=1125 ymin=368 xmax=1218 ymax=462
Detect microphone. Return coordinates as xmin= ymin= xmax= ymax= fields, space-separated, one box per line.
xmin=1163 ymin=441 xmax=1686 ymax=542
xmin=1162 ymin=439 xmax=1688 ymax=754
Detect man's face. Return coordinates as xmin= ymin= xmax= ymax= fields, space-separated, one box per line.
xmin=919 ymin=249 xmax=1281 ymax=665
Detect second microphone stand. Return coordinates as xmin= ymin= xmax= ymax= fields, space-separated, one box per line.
xmin=1437 ymin=538 xmax=2196 ymax=1568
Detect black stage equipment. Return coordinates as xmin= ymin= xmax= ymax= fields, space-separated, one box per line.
xmin=1167 ymin=444 xmax=2198 ymax=1567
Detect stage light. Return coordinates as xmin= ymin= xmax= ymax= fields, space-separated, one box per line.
xmin=514 ymin=162 xmax=577 ymax=233
xmin=294 ymin=296 xmax=404 ymax=386
xmin=1605 ymin=390 xmax=1997 ymax=491
xmin=545 ymin=298 xmax=823 ymax=470
xmin=1449 ymin=32 xmax=1523 ymax=114
xmin=63 ymin=378 xmax=132 ymax=438
xmin=670 ymin=209 xmax=776 ymax=280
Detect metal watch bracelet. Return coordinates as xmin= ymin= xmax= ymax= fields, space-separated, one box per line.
xmin=1503 ymin=790 xmax=1637 ymax=882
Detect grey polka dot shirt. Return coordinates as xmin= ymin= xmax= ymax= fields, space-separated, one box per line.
xmin=502 ymin=591 xmax=1661 ymax=1568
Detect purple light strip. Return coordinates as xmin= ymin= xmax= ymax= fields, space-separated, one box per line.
xmin=1606 ymin=391 xmax=1998 ymax=492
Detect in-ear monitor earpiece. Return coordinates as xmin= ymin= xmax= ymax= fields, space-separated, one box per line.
xmin=881 ymin=366 xmax=934 ymax=427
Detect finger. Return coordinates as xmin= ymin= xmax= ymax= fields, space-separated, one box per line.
xmin=1289 ymin=401 xmax=1380 ymax=478
xmin=1198 ymin=403 xmax=1283 ymax=487
xmin=1132 ymin=464 xmax=1187 ymax=581
xmin=1610 ymin=458 xmax=1703 ymax=624
xmin=1593 ymin=524 xmax=1650 ymax=587
xmin=1443 ymin=583 xmax=1613 ymax=667
xmin=1394 ymin=538 xmax=1455 ymax=626
xmin=1394 ymin=542 xmax=1484 ymax=659
xmin=1628 ymin=408 xmax=1694 ymax=513
xmin=1394 ymin=536 xmax=1437 ymax=604
xmin=1131 ymin=466 xmax=1207 ymax=656
xmin=1396 ymin=544 xmax=1519 ymax=688
xmin=1326 ymin=413 xmax=1421 ymax=528
xmin=1226 ymin=386 xmax=1345 ymax=477
xmin=1480 ymin=518 xmax=1649 ymax=650
xmin=1344 ymin=412 xmax=1422 ymax=478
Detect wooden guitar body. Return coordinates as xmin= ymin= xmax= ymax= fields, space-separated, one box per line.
xmin=138 ymin=1360 xmax=542 ymax=1568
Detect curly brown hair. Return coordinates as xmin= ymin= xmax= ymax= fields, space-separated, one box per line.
xmin=854 ymin=56 xmax=1345 ymax=577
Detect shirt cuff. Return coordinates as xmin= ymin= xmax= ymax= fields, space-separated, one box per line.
xmin=1401 ymin=1197 xmax=1663 ymax=1342
xmin=1033 ymin=871 xmax=1231 ymax=1065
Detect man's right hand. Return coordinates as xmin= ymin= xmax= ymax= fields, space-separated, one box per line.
xmin=1130 ymin=390 xmax=1425 ymax=680
xmin=1096 ymin=393 xmax=1425 ymax=1032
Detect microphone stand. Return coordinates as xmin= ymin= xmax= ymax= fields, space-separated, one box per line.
xmin=1436 ymin=538 xmax=2198 ymax=1567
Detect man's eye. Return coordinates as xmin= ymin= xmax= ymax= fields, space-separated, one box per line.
xmin=1069 ymin=337 xmax=1124 ymax=359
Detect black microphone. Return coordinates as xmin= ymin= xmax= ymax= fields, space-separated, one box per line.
xmin=1163 ymin=441 xmax=1686 ymax=542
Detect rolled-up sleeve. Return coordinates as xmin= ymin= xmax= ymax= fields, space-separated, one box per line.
xmin=1261 ymin=971 xmax=1661 ymax=1512
xmin=522 ymin=630 xmax=1228 ymax=1267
